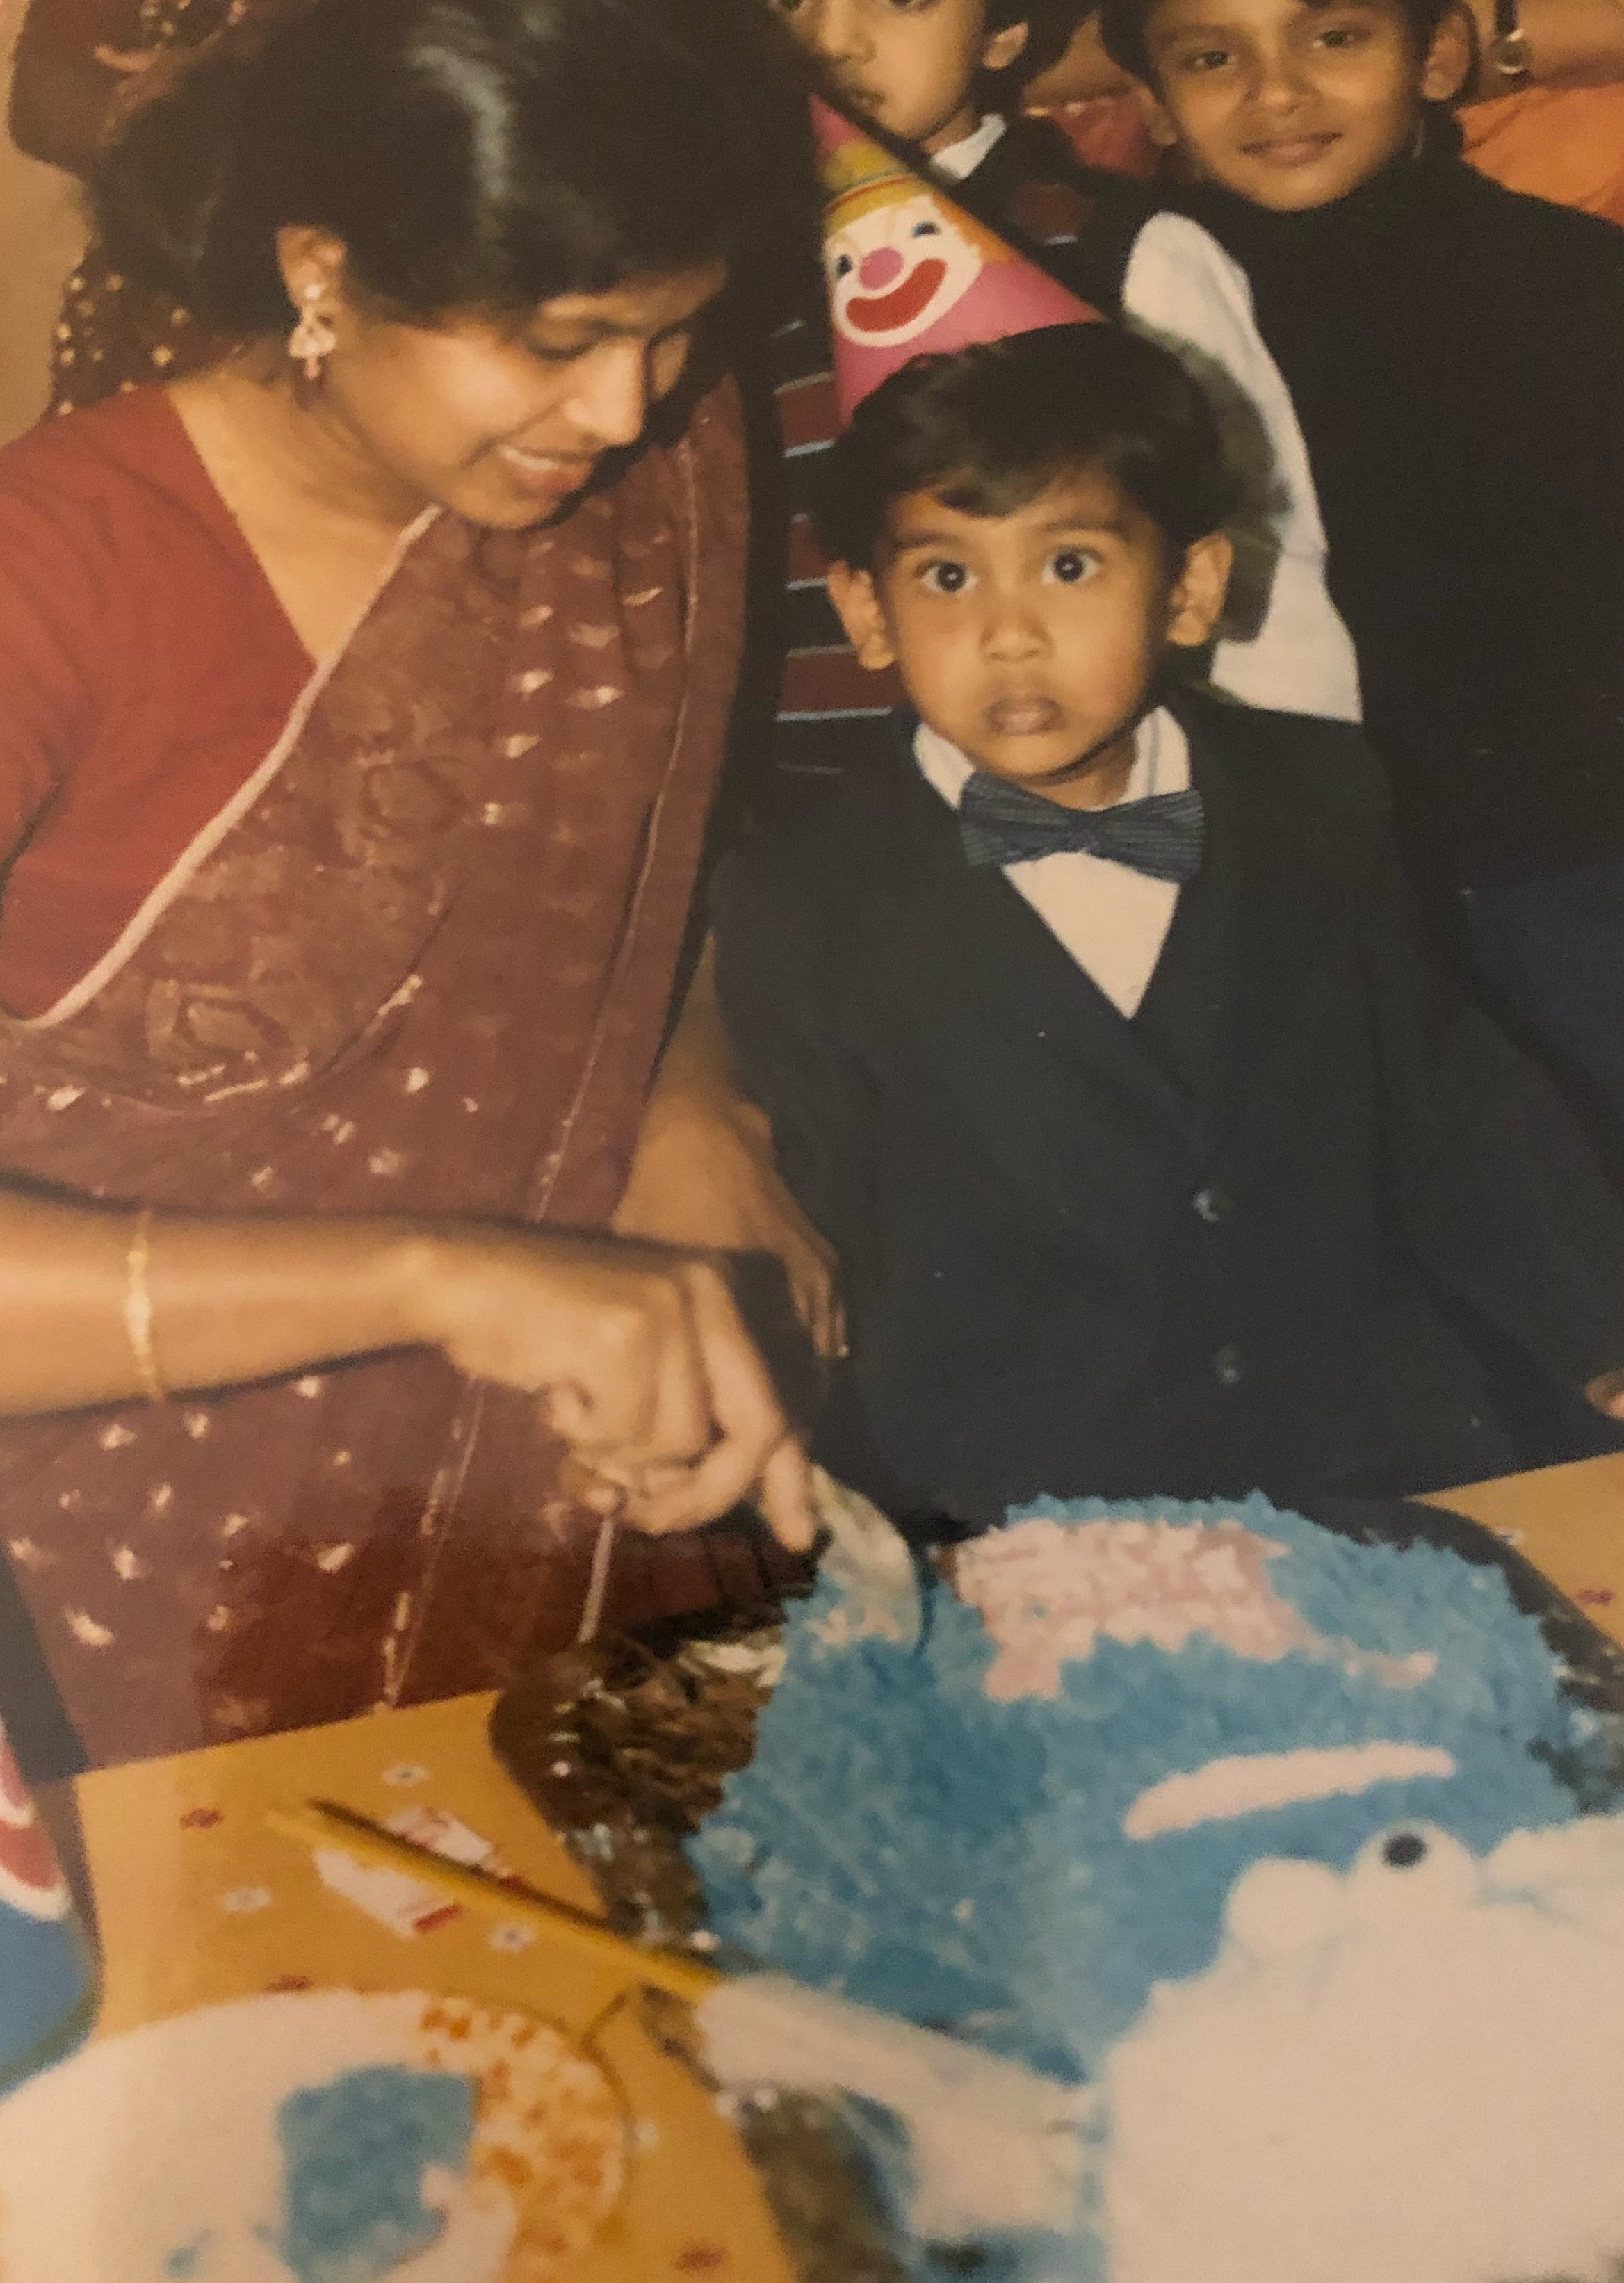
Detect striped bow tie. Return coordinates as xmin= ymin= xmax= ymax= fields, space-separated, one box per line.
xmin=957 ymin=774 xmax=1206 ymax=883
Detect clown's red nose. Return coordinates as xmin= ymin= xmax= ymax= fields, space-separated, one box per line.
xmin=857 ymin=247 xmax=904 ymax=290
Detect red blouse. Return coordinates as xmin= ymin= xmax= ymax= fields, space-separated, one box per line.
xmin=0 ymin=389 xmax=311 ymax=1016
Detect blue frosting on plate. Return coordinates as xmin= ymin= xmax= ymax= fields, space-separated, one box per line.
xmin=268 ymin=2064 xmax=476 ymax=2283
xmin=690 ymin=1494 xmax=1617 ymax=2083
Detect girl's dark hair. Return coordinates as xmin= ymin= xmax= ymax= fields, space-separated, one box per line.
xmin=1097 ymin=0 xmax=1457 ymax=87
xmin=816 ymin=323 xmax=1241 ymax=569
xmin=94 ymin=0 xmax=815 ymax=334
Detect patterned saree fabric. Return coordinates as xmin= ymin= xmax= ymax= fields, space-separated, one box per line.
xmin=0 ymin=377 xmax=771 ymax=1768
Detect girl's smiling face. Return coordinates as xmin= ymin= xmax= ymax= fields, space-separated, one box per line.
xmin=1137 ymin=0 xmax=1470 ymax=213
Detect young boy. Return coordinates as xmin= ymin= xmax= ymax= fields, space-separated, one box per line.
xmin=754 ymin=0 xmax=1359 ymax=799
xmin=714 ymin=323 xmax=1624 ymax=1524
xmin=1099 ymin=0 xmax=1624 ymax=1134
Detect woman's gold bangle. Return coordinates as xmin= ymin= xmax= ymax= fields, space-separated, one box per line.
xmin=124 ymin=1208 xmax=167 ymax=1404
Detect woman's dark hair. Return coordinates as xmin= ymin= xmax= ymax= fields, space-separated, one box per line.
xmin=95 ymin=0 xmax=816 ymax=333
xmin=1097 ymin=0 xmax=1456 ymax=87
xmin=816 ymin=323 xmax=1241 ymax=569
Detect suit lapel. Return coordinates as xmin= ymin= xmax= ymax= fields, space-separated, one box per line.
xmin=854 ymin=702 xmax=1353 ymax=1228
xmin=1128 ymin=771 xmax=1232 ymax=1127
xmin=1176 ymin=694 xmax=1352 ymax=1160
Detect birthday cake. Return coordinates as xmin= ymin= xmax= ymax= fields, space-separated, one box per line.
xmin=686 ymin=1494 xmax=1624 ymax=2282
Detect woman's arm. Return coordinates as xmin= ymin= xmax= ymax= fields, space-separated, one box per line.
xmin=0 ymin=1186 xmax=815 ymax=1545
xmin=1461 ymin=0 xmax=1624 ymax=95
xmin=615 ymin=935 xmax=845 ymax=1360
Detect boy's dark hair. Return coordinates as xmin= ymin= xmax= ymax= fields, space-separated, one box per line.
xmin=95 ymin=0 xmax=813 ymax=334
xmin=816 ymin=323 xmax=1241 ymax=570
xmin=985 ymin=0 xmax=1092 ymax=86
xmin=1097 ymin=0 xmax=1456 ymax=86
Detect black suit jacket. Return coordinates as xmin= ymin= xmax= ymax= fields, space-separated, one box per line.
xmin=714 ymin=696 xmax=1624 ymax=1522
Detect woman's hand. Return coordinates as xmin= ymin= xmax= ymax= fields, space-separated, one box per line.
xmin=615 ymin=1097 xmax=845 ymax=1363
xmin=90 ymin=44 xmax=156 ymax=74
xmin=615 ymin=936 xmax=846 ymax=1360
xmin=405 ymin=1226 xmax=816 ymax=1549
xmin=0 ymin=1187 xmax=813 ymax=1545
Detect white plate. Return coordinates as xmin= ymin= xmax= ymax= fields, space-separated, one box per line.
xmin=0 ymin=1988 xmax=626 ymax=2281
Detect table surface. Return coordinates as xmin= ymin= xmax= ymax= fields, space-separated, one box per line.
xmin=72 ymin=1689 xmax=799 ymax=2282
xmin=63 ymin=1450 xmax=1624 ymax=2280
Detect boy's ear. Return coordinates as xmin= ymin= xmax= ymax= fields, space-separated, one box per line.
xmin=826 ymin=561 xmax=899 ymax=671
xmin=1164 ymin=530 xmax=1234 ymax=649
xmin=1420 ymin=6 xmax=1474 ymax=101
xmin=982 ymin=18 xmax=1031 ymax=72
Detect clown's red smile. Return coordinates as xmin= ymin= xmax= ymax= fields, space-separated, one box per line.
xmin=825 ymin=192 xmax=990 ymax=358
xmin=845 ymin=256 xmax=950 ymax=335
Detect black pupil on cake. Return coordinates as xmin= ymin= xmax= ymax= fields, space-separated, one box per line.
xmin=1382 ymin=1831 xmax=1428 ymax=1869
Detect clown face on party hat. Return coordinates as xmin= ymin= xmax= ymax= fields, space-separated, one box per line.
xmin=813 ymin=96 xmax=1103 ymax=423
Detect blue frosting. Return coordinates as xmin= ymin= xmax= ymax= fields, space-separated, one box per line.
xmin=688 ymin=1495 xmax=1621 ymax=2275
xmin=268 ymin=2064 xmax=476 ymax=2283
xmin=692 ymin=1495 xmax=1607 ymax=2074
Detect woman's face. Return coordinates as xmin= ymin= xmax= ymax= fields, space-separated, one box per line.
xmin=294 ymin=249 xmax=728 ymax=527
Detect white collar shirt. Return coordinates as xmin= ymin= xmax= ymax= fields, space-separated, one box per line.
xmin=913 ymin=707 xmax=1191 ymax=1017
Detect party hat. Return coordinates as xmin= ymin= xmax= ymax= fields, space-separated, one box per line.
xmin=813 ymin=97 xmax=1103 ymax=423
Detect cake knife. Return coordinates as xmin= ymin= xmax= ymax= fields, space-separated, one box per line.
xmin=807 ymin=1463 xmax=925 ymax=1648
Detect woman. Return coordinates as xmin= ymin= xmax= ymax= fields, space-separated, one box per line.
xmin=0 ymin=0 xmax=830 ymax=1769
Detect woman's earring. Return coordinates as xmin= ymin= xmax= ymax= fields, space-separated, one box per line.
xmin=286 ymin=282 xmax=336 ymax=381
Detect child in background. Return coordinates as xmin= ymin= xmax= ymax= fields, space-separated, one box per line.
xmin=1019 ymin=0 xmax=1624 ymax=221
xmin=1099 ymin=0 xmax=1624 ymax=1139
xmin=755 ymin=0 xmax=1358 ymax=797
xmin=715 ymin=322 xmax=1624 ymax=1525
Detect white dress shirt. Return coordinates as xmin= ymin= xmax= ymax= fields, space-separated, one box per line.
xmin=915 ymin=708 xmax=1188 ymax=1016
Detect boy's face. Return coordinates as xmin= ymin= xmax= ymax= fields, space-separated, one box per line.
xmin=827 ymin=466 xmax=1232 ymax=805
xmin=1136 ymin=0 xmax=1469 ymax=212
xmin=773 ymin=0 xmax=1032 ymax=151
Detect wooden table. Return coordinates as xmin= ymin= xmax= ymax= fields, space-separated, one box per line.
xmin=56 ymin=1449 xmax=1624 ymax=2278
xmin=1423 ymin=1447 xmax=1624 ymax=1647
xmin=71 ymin=1688 xmax=799 ymax=2282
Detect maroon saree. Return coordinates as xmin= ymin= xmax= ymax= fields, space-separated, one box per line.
xmin=0 ymin=376 xmax=779 ymax=1767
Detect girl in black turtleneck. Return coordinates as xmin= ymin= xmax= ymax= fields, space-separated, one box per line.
xmin=1100 ymin=0 xmax=1624 ymax=1146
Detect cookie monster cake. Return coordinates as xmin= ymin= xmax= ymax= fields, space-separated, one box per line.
xmin=685 ymin=1493 xmax=1624 ymax=2282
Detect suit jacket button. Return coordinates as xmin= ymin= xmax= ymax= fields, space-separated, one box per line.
xmin=1213 ymin=1343 xmax=1244 ymax=1389
xmin=1193 ymin=1184 xmax=1232 ymax=1225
